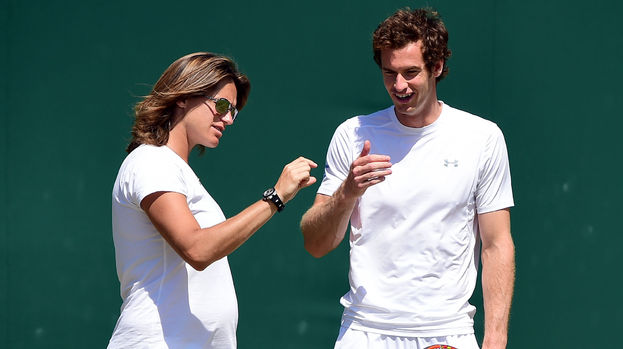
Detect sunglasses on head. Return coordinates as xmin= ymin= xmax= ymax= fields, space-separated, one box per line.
xmin=205 ymin=96 xmax=238 ymax=121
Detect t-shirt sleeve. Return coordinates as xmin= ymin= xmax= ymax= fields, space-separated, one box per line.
xmin=317 ymin=123 xmax=354 ymax=196
xmin=128 ymin=155 xmax=188 ymax=207
xmin=475 ymin=125 xmax=514 ymax=214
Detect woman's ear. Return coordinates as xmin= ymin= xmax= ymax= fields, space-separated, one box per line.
xmin=176 ymin=99 xmax=187 ymax=109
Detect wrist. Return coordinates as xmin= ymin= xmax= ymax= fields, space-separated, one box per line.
xmin=273 ymin=184 xmax=289 ymax=203
xmin=263 ymin=187 xmax=285 ymax=212
xmin=482 ymin=334 xmax=507 ymax=349
xmin=335 ymin=183 xmax=360 ymax=204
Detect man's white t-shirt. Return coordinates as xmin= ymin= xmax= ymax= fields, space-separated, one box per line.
xmin=318 ymin=103 xmax=514 ymax=337
xmin=109 ymin=144 xmax=238 ymax=348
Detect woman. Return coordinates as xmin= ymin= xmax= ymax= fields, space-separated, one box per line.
xmin=108 ymin=52 xmax=316 ymax=348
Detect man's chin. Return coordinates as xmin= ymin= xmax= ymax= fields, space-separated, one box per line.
xmin=394 ymin=104 xmax=418 ymax=116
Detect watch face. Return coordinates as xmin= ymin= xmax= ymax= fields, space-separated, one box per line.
xmin=264 ymin=188 xmax=275 ymax=196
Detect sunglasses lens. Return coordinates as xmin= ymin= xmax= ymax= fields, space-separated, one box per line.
xmin=215 ymin=99 xmax=230 ymax=115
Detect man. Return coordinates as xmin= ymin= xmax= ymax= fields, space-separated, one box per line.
xmin=300 ymin=8 xmax=515 ymax=349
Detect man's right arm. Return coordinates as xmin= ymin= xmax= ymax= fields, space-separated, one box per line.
xmin=300 ymin=191 xmax=356 ymax=258
xmin=300 ymin=140 xmax=392 ymax=258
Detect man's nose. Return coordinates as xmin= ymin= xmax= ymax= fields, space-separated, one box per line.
xmin=394 ymin=74 xmax=408 ymax=91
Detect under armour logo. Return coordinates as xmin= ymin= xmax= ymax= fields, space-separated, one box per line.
xmin=444 ymin=159 xmax=459 ymax=167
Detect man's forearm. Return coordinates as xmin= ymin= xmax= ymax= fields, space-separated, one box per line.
xmin=300 ymin=188 xmax=356 ymax=258
xmin=301 ymin=140 xmax=392 ymax=257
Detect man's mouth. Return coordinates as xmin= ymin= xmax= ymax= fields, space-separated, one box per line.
xmin=394 ymin=92 xmax=414 ymax=102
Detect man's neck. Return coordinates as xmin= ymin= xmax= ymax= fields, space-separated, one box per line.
xmin=395 ymin=99 xmax=442 ymax=128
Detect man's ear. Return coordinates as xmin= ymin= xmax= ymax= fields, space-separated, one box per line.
xmin=434 ymin=60 xmax=444 ymax=77
xmin=176 ymin=99 xmax=186 ymax=109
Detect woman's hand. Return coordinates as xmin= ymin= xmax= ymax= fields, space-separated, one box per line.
xmin=274 ymin=157 xmax=318 ymax=203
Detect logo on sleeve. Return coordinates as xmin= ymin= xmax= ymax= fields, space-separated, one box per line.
xmin=425 ymin=345 xmax=458 ymax=349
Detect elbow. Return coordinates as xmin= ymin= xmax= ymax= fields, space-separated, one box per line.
xmin=188 ymin=262 xmax=209 ymax=272
xmin=185 ymin=254 xmax=211 ymax=271
xmin=301 ymin=228 xmax=326 ymax=258
xmin=182 ymin=248 xmax=219 ymax=271
xmin=303 ymin=239 xmax=331 ymax=258
xmin=300 ymin=215 xmax=338 ymax=258
xmin=306 ymin=246 xmax=328 ymax=259
xmin=482 ymin=238 xmax=515 ymax=266
xmin=500 ymin=237 xmax=516 ymax=256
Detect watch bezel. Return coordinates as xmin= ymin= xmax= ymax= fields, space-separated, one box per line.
xmin=262 ymin=187 xmax=284 ymax=212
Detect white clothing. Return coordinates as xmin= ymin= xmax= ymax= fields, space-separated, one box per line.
xmin=109 ymin=144 xmax=238 ymax=349
xmin=335 ymin=326 xmax=479 ymax=349
xmin=319 ymin=103 xmax=514 ymax=337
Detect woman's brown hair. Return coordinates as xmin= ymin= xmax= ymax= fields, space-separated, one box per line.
xmin=127 ymin=52 xmax=250 ymax=153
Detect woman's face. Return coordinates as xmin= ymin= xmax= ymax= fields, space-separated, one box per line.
xmin=183 ymin=81 xmax=238 ymax=149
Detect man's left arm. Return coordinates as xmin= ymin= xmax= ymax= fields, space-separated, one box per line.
xmin=479 ymin=208 xmax=515 ymax=349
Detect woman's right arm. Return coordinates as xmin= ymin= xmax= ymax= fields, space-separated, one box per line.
xmin=142 ymin=157 xmax=317 ymax=271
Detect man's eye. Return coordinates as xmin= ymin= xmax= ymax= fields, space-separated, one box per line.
xmin=405 ymin=70 xmax=420 ymax=78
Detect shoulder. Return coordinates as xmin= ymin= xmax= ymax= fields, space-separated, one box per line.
xmin=114 ymin=145 xmax=195 ymax=204
xmin=356 ymin=105 xmax=395 ymax=127
xmin=127 ymin=145 xmax=182 ymax=166
xmin=334 ymin=106 xmax=395 ymax=134
xmin=129 ymin=144 xmax=173 ymax=161
xmin=117 ymin=145 xmax=186 ymax=182
xmin=442 ymin=103 xmax=503 ymax=137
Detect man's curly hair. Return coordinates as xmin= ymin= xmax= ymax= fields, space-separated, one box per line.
xmin=373 ymin=8 xmax=452 ymax=82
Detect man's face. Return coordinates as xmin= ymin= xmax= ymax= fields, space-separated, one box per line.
xmin=381 ymin=41 xmax=442 ymax=123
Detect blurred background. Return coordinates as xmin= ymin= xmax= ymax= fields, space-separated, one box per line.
xmin=1 ymin=0 xmax=621 ymax=347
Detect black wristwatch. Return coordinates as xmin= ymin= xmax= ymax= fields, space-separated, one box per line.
xmin=263 ymin=187 xmax=285 ymax=212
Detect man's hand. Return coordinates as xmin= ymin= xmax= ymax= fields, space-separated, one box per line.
xmin=300 ymin=140 xmax=391 ymax=257
xmin=341 ymin=140 xmax=392 ymax=199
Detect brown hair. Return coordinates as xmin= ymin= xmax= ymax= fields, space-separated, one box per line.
xmin=126 ymin=52 xmax=251 ymax=153
xmin=372 ymin=8 xmax=452 ymax=82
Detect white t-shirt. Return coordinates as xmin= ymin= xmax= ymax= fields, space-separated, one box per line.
xmin=318 ymin=103 xmax=514 ymax=337
xmin=108 ymin=144 xmax=238 ymax=348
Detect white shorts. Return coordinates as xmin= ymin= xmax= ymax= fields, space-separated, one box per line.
xmin=334 ymin=326 xmax=479 ymax=349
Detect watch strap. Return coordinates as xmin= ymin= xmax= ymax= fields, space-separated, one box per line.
xmin=263 ymin=188 xmax=285 ymax=212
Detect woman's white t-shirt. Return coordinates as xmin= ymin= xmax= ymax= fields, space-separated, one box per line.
xmin=109 ymin=144 xmax=237 ymax=348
